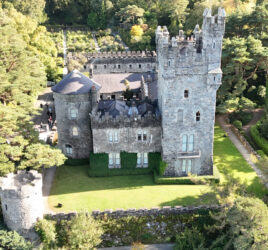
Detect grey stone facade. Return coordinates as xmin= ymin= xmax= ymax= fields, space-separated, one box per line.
xmin=0 ymin=171 xmax=43 ymax=238
xmin=156 ymin=8 xmax=225 ymax=176
xmin=53 ymin=8 xmax=225 ymax=176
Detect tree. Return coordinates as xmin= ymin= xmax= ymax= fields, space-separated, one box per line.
xmin=116 ymin=5 xmax=145 ymax=26
xmin=0 ymin=5 xmax=66 ymax=176
xmin=130 ymin=25 xmax=143 ymax=37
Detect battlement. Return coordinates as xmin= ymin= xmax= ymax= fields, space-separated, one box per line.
xmin=68 ymin=51 xmax=156 ymax=60
xmin=0 ymin=170 xmax=42 ymax=198
xmin=91 ymin=110 xmax=161 ymax=129
xmin=156 ymin=8 xmax=225 ymax=53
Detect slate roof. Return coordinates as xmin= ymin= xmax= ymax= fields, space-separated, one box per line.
xmin=52 ymin=69 xmax=101 ymax=95
xmin=93 ymin=73 xmax=155 ymax=94
xmin=97 ymin=100 xmax=158 ymax=118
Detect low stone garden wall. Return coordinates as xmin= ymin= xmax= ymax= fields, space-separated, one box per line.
xmin=46 ymin=204 xmax=221 ymax=221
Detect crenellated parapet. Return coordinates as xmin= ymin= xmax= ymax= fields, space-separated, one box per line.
xmin=91 ymin=111 xmax=161 ymax=129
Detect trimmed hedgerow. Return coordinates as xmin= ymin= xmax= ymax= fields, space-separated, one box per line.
xmin=153 ymin=166 xmax=220 ymax=185
xmin=120 ymin=152 xmax=137 ymax=170
xmin=250 ymin=123 xmax=268 ymax=155
xmin=88 ymin=152 xmax=161 ymax=177
xmin=65 ymin=158 xmax=89 ymax=166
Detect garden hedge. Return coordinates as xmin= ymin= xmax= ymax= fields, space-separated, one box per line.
xmin=65 ymin=158 xmax=89 ymax=166
xmin=250 ymin=123 xmax=268 ymax=155
xmin=88 ymin=152 xmax=161 ymax=177
xmin=153 ymin=166 xmax=220 ymax=185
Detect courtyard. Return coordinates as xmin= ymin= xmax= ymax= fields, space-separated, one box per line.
xmin=48 ymin=125 xmax=267 ymax=212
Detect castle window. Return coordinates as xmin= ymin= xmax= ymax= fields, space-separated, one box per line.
xmin=109 ymin=132 xmax=113 ymax=143
xmin=213 ymin=42 xmax=216 ymax=49
xmin=100 ymin=95 xmax=103 ymax=100
xmin=184 ymin=90 xmax=189 ymax=98
xmin=109 ymin=153 xmax=121 ymax=168
xmin=114 ymin=132 xmax=118 ymax=143
xmin=111 ymin=95 xmax=115 ymax=100
xmin=168 ymin=61 xmax=171 ymax=67
xmin=143 ymin=131 xmax=147 ymax=141
xmin=65 ymin=144 xmax=72 ymax=155
xmin=188 ymin=135 xmax=194 ymax=152
xmin=138 ymin=132 xmax=142 ymax=141
xmin=114 ymin=65 xmax=116 ymax=69
xmin=118 ymin=64 xmax=121 ymax=69
xmin=196 ymin=111 xmax=201 ymax=121
xmin=84 ymin=65 xmax=86 ymax=69
xmin=182 ymin=135 xmax=188 ymax=152
xmin=108 ymin=131 xmax=119 ymax=143
xmin=129 ymin=64 xmax=132 ymax=69
xmin=104 ymin=65 xmax=107 ymax=69
xmin=94 ymin=65 xmax=97 ymax=69
xmin=5 ymin=204 xmax=7 ymax=211
xmin=139 ymin=64 xmax=141 ymax=69
xmin=69 ymin=108 xmax=78 ymax=118
xmin=214 ymin=76 xmax=216 ymax=82
xmin=182 ymin=159 xmax=192 ymax=174
xmin=72 ymin=127 xmax=78 ymax=136
xmin=137 ymin=153 xmax=148 ymax=168
xmin=177 ymin=110 xmax=183 ymax=122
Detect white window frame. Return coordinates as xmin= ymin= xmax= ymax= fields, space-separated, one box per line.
xmin=69 ymin=107 xmax=78 ymax=119
xmin=182 ymin=159 xmax=193 ymax=174
xmin=109 ymin=153 xmax=121 ymax=168
xmin=114 ymin=132 xmax=118 ymax=143
xmin=137 ymin=130 xmax=148 ymax=142
xmin=65 ymin=144 xmax=72 ymax=155
xmin=72 ymin=127 xmax=78 ymax=136
xmin=188 ymin=135 xmax=194 ymax=152
xmin=182 ymin=135 xmax=188 ymax=152
xmin=137 ymin=153 xmax=148 ymax=168
xmin=108 ymin=131 xmax=119 ymax=143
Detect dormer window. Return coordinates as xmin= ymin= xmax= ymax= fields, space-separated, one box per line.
xmin=184 ymin=90 xmax=189 ymax=98
xmin=196 ymin=111 xmax=200 ymax=121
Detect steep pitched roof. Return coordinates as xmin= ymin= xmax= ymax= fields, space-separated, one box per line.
xmin=52 ymin=69 xmax=101 ymax=95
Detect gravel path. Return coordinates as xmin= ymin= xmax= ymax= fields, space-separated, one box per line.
xmin=217 ymin=115 xmax=268 ymax=189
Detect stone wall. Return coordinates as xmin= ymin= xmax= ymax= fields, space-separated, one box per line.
xmin=155 ymin=8 xmax=225 ymax=177
xmin=91 ymin=113 xmax=161 ymax=154
xmin=68 ymin=51 xmax=156 ymax=74
xmin=46 ymin=204 xmax=221 ymax=220
xmin=53 ymin=92 xmax=94 ymax=158
xmin=0 ymin=171 xmax=43 ymax=239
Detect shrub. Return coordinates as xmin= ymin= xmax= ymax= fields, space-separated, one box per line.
xmin=35 ymin=219 xmax=57 ymax=249
xmin=65 ymin=158 xmax=89 ymax=166
xmin=257 ymin=150 xmax=267 ymax=159
xmin=232 ymin=119 xmax=242 ymax=130
xmin=57 ymin=213 xmax=103 ymax=249
xmin=258 ymin=117 xmax=268 ymax=140
xmin=0 ymin=223 xmax=32 ymax=250
xmin=250 ymin=123 xmax=268 ymax=155
xmin=229 ymin=111 xmax=253 ymax=125
xmin=159 ymin=161 xmax=167 ymax=176
xmin=120 ymin=152 xmax=137 ymax=169
xmin=88 ymin=152 xmax=160 ymax=177
xmin=154 ymin=166 xmax=220 ymax=185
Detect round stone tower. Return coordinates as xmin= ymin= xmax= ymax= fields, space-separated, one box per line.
xmin=0 ymin=170 xmax=43 ymax=236
xmin=52 ymin=69 xmax=101 ymax=159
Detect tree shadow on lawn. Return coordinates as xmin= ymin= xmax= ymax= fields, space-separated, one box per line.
xmin=50 ymin=165 xmax=157 ymax=196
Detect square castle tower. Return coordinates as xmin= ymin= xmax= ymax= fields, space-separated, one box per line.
xmin=156 ymin=8 xmax=226 ymax=176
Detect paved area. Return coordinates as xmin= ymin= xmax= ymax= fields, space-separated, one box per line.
xmin=92 ymin=32 xmax=101 ymax=51
xmin=217 ymin=115 xmax=268 ymax=189
xmin=43 ymin=166 xmax=57 ymax=214
xmin=99 ymin=243 xmax=175 ymax=250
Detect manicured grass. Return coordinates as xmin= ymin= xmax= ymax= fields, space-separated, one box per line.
xmin=48 ymin=125 xmax=267 ymax=212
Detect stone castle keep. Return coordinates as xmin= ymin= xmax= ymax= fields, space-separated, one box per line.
xmin=53 ymin=8 xmax=226 ymax=176
xmin=0 ymin=171 xmax=43 ymax=238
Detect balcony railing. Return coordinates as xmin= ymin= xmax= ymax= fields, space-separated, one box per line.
xmin=176 ymin=150 xmax=201 ymax=159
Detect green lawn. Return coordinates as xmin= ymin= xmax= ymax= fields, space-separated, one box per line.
xmin=48 ymin=125 xmax=267 ymax=212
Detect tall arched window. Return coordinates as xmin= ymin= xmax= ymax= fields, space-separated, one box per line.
xmin=65 ymin=144 xmax=72 ymax=155
xmin=188 ymin=135 xmax=194 ymax=152
xmin=182 ymin=135 xmax=188 ymax=152
xmin=196 ymin=111 xmax=200 ymax=121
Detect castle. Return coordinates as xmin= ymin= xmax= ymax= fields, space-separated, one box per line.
xmin=53 ymin=8 xmax=226 ymax=177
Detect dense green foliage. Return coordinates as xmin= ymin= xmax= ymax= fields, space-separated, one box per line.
xmin=154 ymin=166 xmax=221 ymax=185
xmin=0 ymin=4 xmax=66 ymax=176
xmin=229 ymin=111 xmax=253 ymax=126
xmin=88 ymin=152 xmax=162 ymax=177
xmin=36 ymin=213 xmax=103 ymax=250
xmin=250 ymin=122 xmax=268 ymax=155
xmin=0 ymin=222 xmax=32 ymax=250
